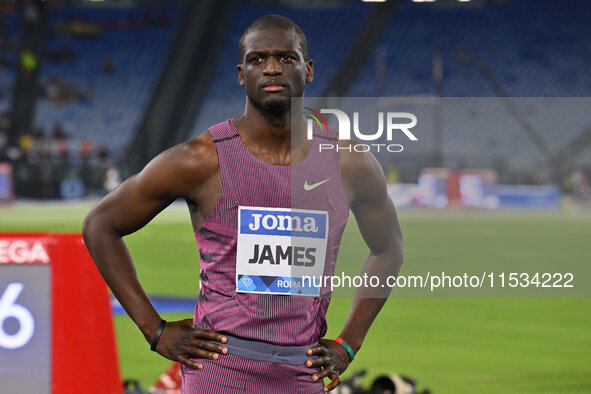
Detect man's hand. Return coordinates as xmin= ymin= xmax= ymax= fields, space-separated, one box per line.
xmin=306 ymin=339 xmax=351 ymax=392
xmin=151 ymin=319 xmax=228 ymax=370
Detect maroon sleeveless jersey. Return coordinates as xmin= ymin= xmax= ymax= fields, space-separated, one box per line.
xmin=193 ymin=119 xmax=349 ymax=346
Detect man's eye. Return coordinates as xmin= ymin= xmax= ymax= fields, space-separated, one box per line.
xmin=281 ymin=55 xmax=295 ymax=62
xmin=249 ymin=56 xmax=263 ymax=64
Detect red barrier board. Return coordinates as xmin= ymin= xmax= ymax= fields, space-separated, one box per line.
xmin=0 ymin=233 xmax=121 ymax=394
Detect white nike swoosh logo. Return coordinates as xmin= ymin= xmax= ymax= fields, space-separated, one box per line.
xmin=304 ymin=179 xmax=330 ymax=191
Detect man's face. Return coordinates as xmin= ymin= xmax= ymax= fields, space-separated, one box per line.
xmin=238 ymin=28 xmax=313 ymax=113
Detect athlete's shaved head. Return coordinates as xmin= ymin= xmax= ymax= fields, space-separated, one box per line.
xmin=239 ymin=15 xmax=308 ymax=61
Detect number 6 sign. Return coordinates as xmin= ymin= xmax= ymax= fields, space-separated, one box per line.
xmin=0 ymin=283 xmax=35 ymax=350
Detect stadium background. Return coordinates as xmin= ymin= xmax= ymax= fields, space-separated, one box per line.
xmin=1 ymin=0 xmax=590 ymax=393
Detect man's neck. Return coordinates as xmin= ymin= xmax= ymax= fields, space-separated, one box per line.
xmin=244 ymin=100 xmax=291 ymax=135
xmin=234 ymin=100 xmax=309 ymax=165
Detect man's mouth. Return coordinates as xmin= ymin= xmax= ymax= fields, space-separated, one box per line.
xmin=263 ymin=85 xmax=285 ymax=92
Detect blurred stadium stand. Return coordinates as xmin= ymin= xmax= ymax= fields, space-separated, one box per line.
xmin=0 ymin=0 xmax=590 ymax=198
xmin=35 ymin=4 xmax=180 ymax=155
xmin=0 ymin=5 xmax=19 ymax=113
xmin=349 ymin=0 xmax=591 ymax=97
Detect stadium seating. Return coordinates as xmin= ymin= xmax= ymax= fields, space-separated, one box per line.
xmin=349 ymin=0 xmax=591 ymax=97
xmin=2 ymin=0 xmax=590 ymax=177
xmin=34 ymin=5 xmax=181 ymax=154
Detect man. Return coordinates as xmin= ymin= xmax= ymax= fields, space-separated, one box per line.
xmin=83 ymin=15 xmax=403 ymax=393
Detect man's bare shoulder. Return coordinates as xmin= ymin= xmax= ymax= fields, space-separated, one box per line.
xmin=146 ymin=130 xmax=218 ymax=180
xmin=133 ymin=130 xmax=219 ymax=199
xmin=338 ymin=139 xmax=380 ymax=179
xmin=175 ymin=130 xmax=219 ymax=179
xmin=338 ymin=140 xmax=387 ymax=205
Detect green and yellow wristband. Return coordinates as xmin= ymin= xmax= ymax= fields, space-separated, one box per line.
xmin=333 ymin=337 xmax=355 ymax=362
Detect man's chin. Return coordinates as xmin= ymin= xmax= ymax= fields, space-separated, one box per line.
xmin=262 ymin=96 xmax=290 ymax=114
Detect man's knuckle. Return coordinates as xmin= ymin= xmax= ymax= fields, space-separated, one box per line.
xmin=193 ymin=328 xmax=204 ymax=336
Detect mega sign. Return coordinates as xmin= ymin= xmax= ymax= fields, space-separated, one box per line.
xmin=0 ymin=239 xmax=50 ymax=264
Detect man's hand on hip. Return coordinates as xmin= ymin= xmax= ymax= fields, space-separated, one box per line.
xmin=151 ymin=318 xmax=228 ymax=370
xmin=306 ymin=339 xmax=351 ymax=392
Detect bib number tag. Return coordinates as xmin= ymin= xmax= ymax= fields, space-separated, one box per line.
xmin=236 ymin=207 xmax=328 ymax=296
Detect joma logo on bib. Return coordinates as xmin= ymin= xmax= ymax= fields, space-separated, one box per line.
xmin=236 ymin=207 xmax=329 ymax=296
xmin=240 ymin=208 xmax=326 ymax=239
xmin=248 ymin=214 xmax=319 ymax=233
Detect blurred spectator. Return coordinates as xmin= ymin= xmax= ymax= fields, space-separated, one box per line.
xmin=103 ymin=166 xmax=121 ymax=192
xmin=93 ymin=143 xmax=112 ymax=191
xmin=0 ymin=110 xmax=10 ymax=133
xmin=45 ymin=47 xmax=77 ymax=63
xmin=41 ymin=76 xmax=93 ymax=106
xmin=571 ymin=170 xmax=589 ymax=200
xmin=0 ymin=132 xmax=7 ymax=162
xmin=0 ymin=19 xmax=16 ymax=70
xmin=51 ymin=123 xmax=67 ymax=140
xmin=5 ymin=124 xmax=123 ymax=199
xmin=53 ymin=19 xmax=100 ymax=38
xmin=101 ymin=55 xmax=116 ymax=75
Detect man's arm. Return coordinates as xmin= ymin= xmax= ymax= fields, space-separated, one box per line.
xmin=337 ymin=144 xmax=404 ymax=349
xmin=82 ymin=134 xmax=228 ymax=369
xmin=307 ymin=143 xmax=403 ymax=392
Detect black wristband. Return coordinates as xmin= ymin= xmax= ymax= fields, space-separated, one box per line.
xmin=150 ymin=319 xmax=167 ymax=352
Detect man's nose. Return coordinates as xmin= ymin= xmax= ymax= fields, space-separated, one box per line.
xmin=263 ymin=56 xmax=282 ymax=75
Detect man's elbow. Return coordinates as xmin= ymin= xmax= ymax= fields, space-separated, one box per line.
xmin=81 ymin=211 xmax=97 ymax=247
xmin=82 ymin=209 xmax=109 ymax=249
xmin=392 ymin=233 xmax=404 ymax=269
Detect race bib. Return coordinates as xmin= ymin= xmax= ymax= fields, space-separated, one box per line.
xmin=236 ymin=206 xmax=328 ymax=296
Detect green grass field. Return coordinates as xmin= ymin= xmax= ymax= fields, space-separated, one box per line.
xmin=1 ymin=203 xmax=590 ymax=393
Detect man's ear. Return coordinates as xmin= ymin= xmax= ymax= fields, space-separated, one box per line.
xmin=237 ymin=64 xmax=244 ymax=86
xmin=306 ymin=59 xmax=314 ymax=84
